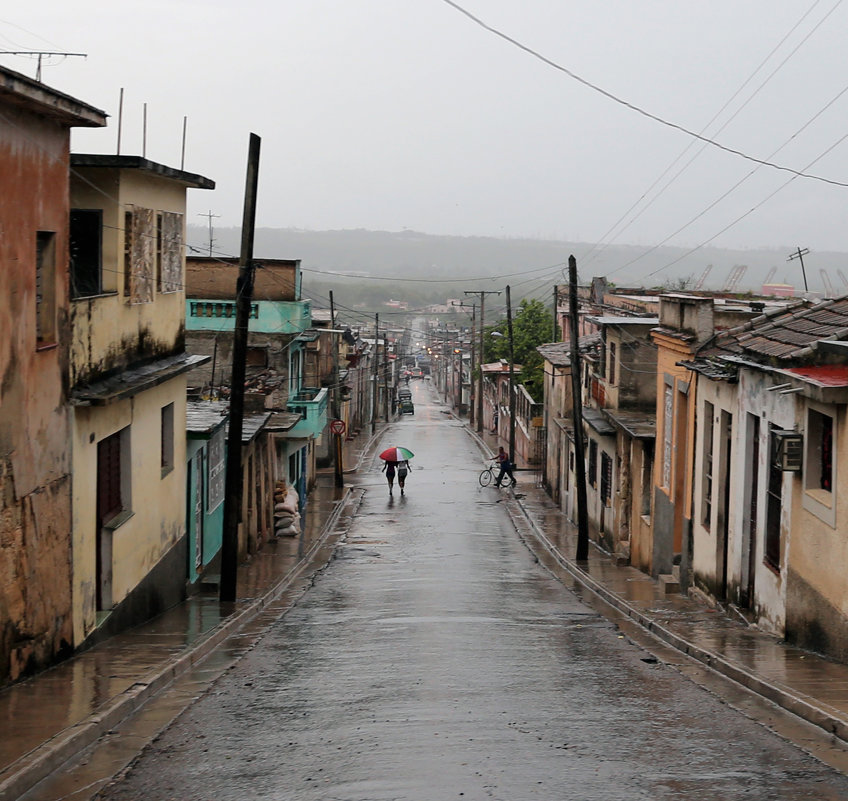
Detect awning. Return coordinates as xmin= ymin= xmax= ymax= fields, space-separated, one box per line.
xmin=72 ymin=353 xmax=210 ymax=406
xmin=603 ymin=409 xmax=656 ymax=440
xmin=582 ymin=407 xmax=616 ymax=435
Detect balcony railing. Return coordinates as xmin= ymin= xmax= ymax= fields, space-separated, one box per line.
xmin=286 ymin=387 xmax=328 ymax=439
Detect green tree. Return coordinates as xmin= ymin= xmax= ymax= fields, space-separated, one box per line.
xmin=483 ymin=298 xmax=552 ymax=400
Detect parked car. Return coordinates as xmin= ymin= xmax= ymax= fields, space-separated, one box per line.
xmin=399 ymin=400 xmax=415 ymax=415
xmin=398 ymin=388 xmax=412 ymax=401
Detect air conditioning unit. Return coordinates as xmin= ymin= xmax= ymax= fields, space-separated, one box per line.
xmin=772 ymin=430 xmax=803 ymax=472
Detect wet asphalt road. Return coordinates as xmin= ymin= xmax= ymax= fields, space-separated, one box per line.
xmin=101 ymin=382 xmax=848 ymax=800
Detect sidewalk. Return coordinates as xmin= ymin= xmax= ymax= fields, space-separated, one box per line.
xmin=469 ymin=423 xmax=848 ymax=748
xmin=0 ymin=431 xmax=378 ymax=801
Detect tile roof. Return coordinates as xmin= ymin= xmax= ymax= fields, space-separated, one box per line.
xmin=698 ymin=296 xmax=848 ymax=364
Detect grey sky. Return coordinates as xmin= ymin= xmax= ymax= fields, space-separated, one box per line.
xmin=4 ymin=1 xmax=848 ymax=257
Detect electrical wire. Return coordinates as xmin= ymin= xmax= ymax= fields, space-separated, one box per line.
xmin=579 ymin=0 xmax=840 ymax=267
xmin=438 ymin=0 xmax=848 ymax=188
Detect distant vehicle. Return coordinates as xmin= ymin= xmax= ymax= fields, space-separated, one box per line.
xmin=411 ymin=368 xmax=424 ymax=379
xmin=399 ymin=399 xmax=415 ymax=415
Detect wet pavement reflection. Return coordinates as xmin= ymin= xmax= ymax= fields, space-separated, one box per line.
xmin=95 ymin=382 xmax=848 ymax=801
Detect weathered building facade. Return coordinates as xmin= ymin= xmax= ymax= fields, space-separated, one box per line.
xmin=68 ymin=155 xmax=212 ymax=645
xmin=0 ymin=68 xmax=106 ymax=683
xmin=686 ymin=297 xmax=848 ymax=662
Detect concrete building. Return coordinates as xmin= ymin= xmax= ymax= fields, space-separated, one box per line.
xmin=684 ymin=296 xmax=848 ymax=662
xmin=184 ymin=256 xmax=325 ymax=514
xmin=68 ymin=155 xmax=213 ymax=645
xmin=584 ymin=316 xmax=658 ymax=563
xmin=0 ymin=67 xmax=106 ymax=684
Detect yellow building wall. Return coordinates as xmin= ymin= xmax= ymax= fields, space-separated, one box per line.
xmin=71 ymin=378 xmax=187 ymax=643
xmin=786 ymin=402 xmax=848 ymax=658
xmin=70 ymin=169 xmax=187 ymax=386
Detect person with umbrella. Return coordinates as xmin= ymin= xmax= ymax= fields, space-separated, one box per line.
xmin=380 ymin=447 xmax=414 ymax=496
xmin=381 ymin=459 xmax=397 ymax=495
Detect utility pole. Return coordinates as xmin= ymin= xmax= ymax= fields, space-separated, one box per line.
xmin=788 ymin=247 xmax=810 ymax=293
xmin=371 ymin=313 xmax=379 ymax=435
xmin=552 ymin=285 xmax=560 ymax=342
xmin=567 ymin=255 xmax=590 ymax=561
xmin=330 ymin=291 xmax=343 ymax=488
xmin=452 ymin=301 xmax=476 ymax=426
xmin=506 ymin=286 xmax=516 ymax=469
xmin=465 ymin=289 xmax=501 ymax=433
xmin=384 ymin=328 xmax=390 ymax=422
xmin=220 ymin=133 xmax=261 ymax=603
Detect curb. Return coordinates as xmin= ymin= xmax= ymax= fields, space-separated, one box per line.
xmin=507 ymin=491 xmax=848 ymax=746
xmin=460 ymin=418 xmax=848 ymax=745
xmin=0 ymin=486 xmax=360 ymax=801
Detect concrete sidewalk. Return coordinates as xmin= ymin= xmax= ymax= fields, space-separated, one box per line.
xmin=0 ymin=431 xmax=378 ymax=801
xmin=466 ymin=425 xmax=848 ymax=751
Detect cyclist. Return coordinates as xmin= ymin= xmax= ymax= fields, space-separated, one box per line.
xmin=493 ymin=446 xmax=515 ymax=487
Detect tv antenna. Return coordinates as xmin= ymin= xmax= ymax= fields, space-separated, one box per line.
xmin=0 ymin=51 xmax=86 ymax=81
xmin=198 ymin=210 xmax=220 ymax=257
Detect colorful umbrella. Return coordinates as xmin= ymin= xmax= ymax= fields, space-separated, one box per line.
xmin=379 ymin=446 xmax=414 ymax=461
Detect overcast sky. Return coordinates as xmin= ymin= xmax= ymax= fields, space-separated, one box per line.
xmin=5 ymin=1 xmax=848 ymax=269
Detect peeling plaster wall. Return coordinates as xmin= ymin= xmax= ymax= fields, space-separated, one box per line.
xmin=71 ymin=379 xmax=188 ymax=643
xmin=0 ymin=106 xmax=74 ymax=684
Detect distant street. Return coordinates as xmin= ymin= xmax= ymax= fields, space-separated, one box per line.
xmin=100 ymin=382 xmax=848 ymax=801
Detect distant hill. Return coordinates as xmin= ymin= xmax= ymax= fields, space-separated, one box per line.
xmin=187 ymin=225 xmax=848 ymax=297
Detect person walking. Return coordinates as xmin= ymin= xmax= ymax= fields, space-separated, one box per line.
xmin=382 ymin=459 xmax=397 ymax=495
xmin=397 ymin=460 xmax=410 ymax=495
xmin=494 ymin=446 xmax=515 ymax=487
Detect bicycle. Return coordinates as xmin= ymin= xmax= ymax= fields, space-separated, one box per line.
xmin=479 ymin=461 xmax=516 ymax=488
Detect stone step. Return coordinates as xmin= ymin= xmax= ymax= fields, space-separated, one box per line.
xmin=658 ymin=574 xmax=680 ymax=594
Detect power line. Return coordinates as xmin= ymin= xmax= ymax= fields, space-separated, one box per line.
xmin=438 ymin=0 xmax=848 ymax=188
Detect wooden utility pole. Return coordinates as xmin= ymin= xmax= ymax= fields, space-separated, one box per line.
xmin=452 ymin=301 xmax=477 ymax=426
xmin=568 ymin=255 xmax=590 ymax=561
xmin=371 ymin=313 xmax=379 ymax=435
xmin=330 ymin=291 xmax=344 ymax=488
xmin=788 ymin=247 xmax=810 ymax=293
xmin=465 ymin=289 xmax=501 ymax=433
xmin=220 ymin=133 xmax=261 ymax=603
xmin=506 ymin=286 xmax=516 ymax=468
xmin=552 ymin=285 xmax=560 ymax=342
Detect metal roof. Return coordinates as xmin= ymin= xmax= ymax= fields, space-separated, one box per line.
xmin=186 ymin=401 xmax=229 ymax=435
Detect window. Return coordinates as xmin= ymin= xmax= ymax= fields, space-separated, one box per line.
xmin=662 ymin=384 xmax=673 ymax=489
xmin=124 ymin=207 xmax=155 ymax=303
xmin=765 ymin=425 xmax=783 ymax=570
xmin=35 ymin=231 xmax=56 ymax=347
xmin=588 ymin=439 xmax=598 ymax=488
xmin=208 ymin=427 xmax=225 ymax=512
xmin=806 ymin=408 xmax=833 ymax=493
xmin=97 ymin=427 xmax=131 ymax=526
xmin=70 ymin=210 xmax=103 ymax=297
xmin=158 ymin=211 xmax=183 ymax=293
xmin=702 ymin=401 xmax=715 ymax=526
xmin=161 ymin=403 xmax=175 ymax=477
xmin=641 ymin=441 xmax=654 ymax=517
xmin=600 ymin=451 xmax=612 ymax=506
xmin=608 ymin=342 xmax=616 ymax=386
